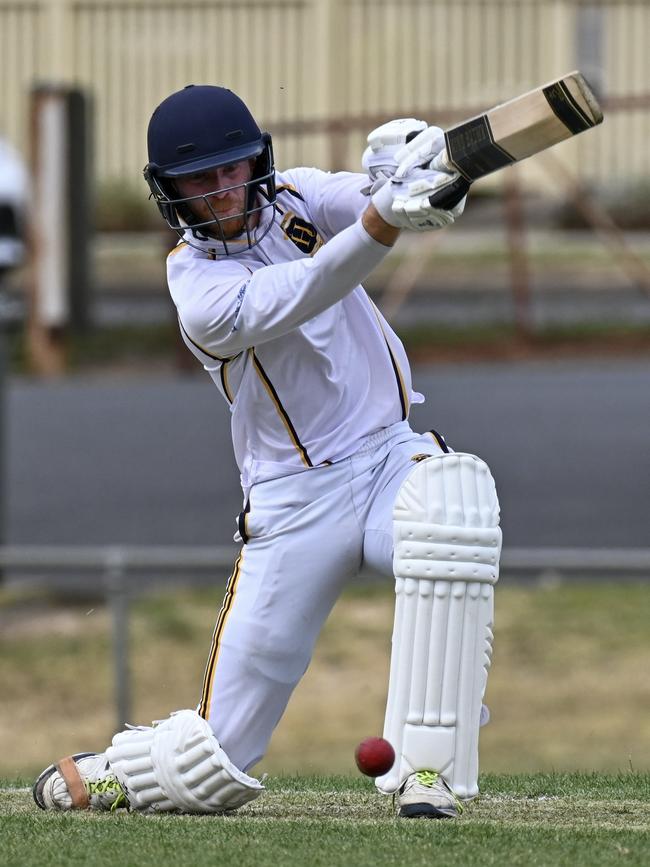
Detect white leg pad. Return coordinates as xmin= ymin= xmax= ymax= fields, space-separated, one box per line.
xmin=376 ymin=453 xmax=501 ymax=799
xmin=106 ymin=709 xmax=264 ymax=813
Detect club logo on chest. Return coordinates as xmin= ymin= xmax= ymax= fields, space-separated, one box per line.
xmin=281 ymin=212 xmax=323 ymax=256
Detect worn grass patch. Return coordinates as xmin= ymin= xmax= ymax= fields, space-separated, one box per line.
xmin=1 ymin=583 xmax=649 ymax=780
xmin=1 ymin=774 xmax=648 ymax=867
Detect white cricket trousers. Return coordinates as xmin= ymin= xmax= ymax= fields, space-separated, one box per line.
xmin=198 ymin=421 xmax=447 ymax=772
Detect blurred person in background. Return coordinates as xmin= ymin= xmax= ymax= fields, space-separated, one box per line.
xmin=0 ymin=134 xmax=28 ymax=286
xmin=0 ymin=134 xmax=28 ymax=551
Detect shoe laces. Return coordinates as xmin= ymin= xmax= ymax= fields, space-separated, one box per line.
xmin=86 ymin=775 xmax=128 ymax=811
xmin=413 ymin=770 xmax=463 ymax=814
xmin=415 ymin=770 xmax=440 ymax=787
xmin=109 ymin=790 xmax=128 ymax=812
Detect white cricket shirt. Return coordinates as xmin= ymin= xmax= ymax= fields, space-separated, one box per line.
xmin=167 ymin=167 xmax=423 ymax=490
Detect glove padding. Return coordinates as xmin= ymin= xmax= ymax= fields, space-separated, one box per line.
xmin=361 ymin=118 xmax=427 ymax=195
xmin=392 ymin=126 xmax=448 ymax=176
xmin=392 ymin=126 xmax=467 ymax=210
xmin=372 ymin=165 xmax=466 ymax=231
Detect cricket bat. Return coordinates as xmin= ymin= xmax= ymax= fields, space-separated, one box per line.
xmin=429 ymin=71 xmax=603 ymax=208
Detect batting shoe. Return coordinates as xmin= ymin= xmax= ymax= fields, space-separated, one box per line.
xmin=398 ymin=770 xmax=463 ymax=819
xmin=33 ymin=752 xmax=128 ymax=812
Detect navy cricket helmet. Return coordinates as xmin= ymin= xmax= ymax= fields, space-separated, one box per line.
xmin=144 ymin=85 xmax=276 ymax=252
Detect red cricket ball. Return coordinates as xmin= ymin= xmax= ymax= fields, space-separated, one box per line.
xmin=354 ymin=737 xmax=395 ymax=777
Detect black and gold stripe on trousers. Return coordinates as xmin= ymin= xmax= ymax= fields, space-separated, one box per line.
xmin=198 ymin=552 xmax=244 ymax=719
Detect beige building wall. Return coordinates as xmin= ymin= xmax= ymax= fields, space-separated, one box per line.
xmin=0 ymin=0 xmax=648 ymax=193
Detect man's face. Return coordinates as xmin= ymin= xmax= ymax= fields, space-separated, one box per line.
xmin=175 ymin=158 xmax=255 ymax=239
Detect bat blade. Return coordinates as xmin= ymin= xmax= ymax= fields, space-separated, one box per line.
xmin=430 ymin=71 xmax=603 ymax=208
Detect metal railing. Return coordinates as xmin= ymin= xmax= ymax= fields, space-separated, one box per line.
xmin=2 ymin=544 xmax=648 ymax=728
xmin=3 ymin=544 xmax=650 ymax=582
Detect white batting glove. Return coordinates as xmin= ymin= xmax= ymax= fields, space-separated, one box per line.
xmin=390 ymin=126 xmax=466 ymax=208
xmin=371 ymin=127 xmax=467 ymax=230
xmin=392 ymin=126 xmax=448 ymax=175
xmin=361 ymin=118 xmax=427 ymax=195
xmin=372 ymin=167 xmax=466 ymax=232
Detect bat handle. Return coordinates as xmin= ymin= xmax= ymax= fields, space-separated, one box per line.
xmin=428 ymin=176 xmax=471 ymax=210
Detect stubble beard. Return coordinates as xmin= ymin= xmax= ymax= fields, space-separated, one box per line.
xmin=201 ymin=194 xmax=250 ymax=240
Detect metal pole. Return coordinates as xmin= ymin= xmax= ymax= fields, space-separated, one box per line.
xmin=28 ymin=86 xmax=93 ymax=372
xmin=105 ymin=548 xmax=131 ymax=729
xmin=67 ymin=88 xmax=92 ymax=332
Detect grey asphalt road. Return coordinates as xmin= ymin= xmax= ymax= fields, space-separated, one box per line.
xmin=4 ymin=359 xmax=649 ymax=549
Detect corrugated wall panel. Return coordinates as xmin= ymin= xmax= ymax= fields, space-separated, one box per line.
xmin=0 ymin=0 xmax=647 ymax=189
xmin=0 ymin=4 xmax=40 ymax=145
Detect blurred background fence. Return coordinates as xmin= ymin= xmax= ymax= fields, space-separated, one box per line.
xmin=0 ymin=0 xmax=648 ymax=361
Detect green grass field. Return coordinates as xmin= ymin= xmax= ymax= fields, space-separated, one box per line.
xmin=1 ymin=773 xmax=648 ymax=867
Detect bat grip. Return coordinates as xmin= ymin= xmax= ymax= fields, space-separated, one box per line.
xmin=428 ymin=176 xmax=471 ymax=210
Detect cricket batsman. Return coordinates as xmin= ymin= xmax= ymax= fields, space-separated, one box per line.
xmin=34 ymin=85 xmax=501 ymax=819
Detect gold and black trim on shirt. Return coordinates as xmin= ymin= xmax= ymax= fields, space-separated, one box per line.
xmin=369 ymin=302 xmax=409 ymax=421
xmin=275 ymin=183 xmax=306 ymax=202
xmin=177 ymin=317 xmax=240 ymax=403
xmin=386 ymin=343 xmax=408 ymax=420
xmin=167 ymin=241 xmax=188 ymax=258
xmin=250 ymin=348 xmax=313 ymax=467
xmin=198 ymin=551 xmax=244 ymax=719
xmin=177 ymin=316 xmax=235 ymax=363
xmin=219 ymin=359 xmax=235 ymax=403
